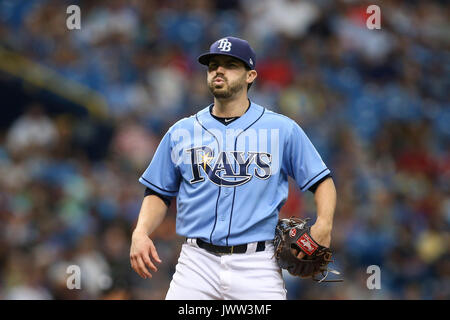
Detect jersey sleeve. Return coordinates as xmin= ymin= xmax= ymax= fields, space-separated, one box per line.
xmin=139 ymin=129 xmax=181 ymax=197
xmin=284 ymin=122 xmax=331 ymax=192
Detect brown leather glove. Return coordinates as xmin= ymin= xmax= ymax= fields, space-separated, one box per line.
xmin=274 ymin=217 xmax=342 ymax=282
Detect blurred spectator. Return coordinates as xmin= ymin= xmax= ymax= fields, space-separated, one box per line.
xmin=242 ymin=0 xmax=320 ymax=40
xmin=6 ymin=104 xmax=58 ymax=155
xmin=71 ymin=235 xmax=113 ymax=298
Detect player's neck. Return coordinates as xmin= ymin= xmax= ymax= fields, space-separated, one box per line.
xmin=212 ymin=94 xmax=250 ymax=118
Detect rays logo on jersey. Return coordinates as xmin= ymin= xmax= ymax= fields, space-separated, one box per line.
xmin=186 ymin=146 xmax=271 ymax=187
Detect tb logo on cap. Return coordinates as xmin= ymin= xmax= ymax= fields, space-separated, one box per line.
xmin=217 ymin=38 xmax=232 ymax=52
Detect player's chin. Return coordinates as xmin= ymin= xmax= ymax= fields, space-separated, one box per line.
xmin=210 ymin=86 xmax=231 ymax=99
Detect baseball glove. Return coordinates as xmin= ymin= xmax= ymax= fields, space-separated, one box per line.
xmin=273 ymin=217 xmax=342 ymax=282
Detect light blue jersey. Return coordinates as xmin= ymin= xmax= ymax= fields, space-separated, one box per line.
xmin=139 ymin=101 xmax=330 ymax=246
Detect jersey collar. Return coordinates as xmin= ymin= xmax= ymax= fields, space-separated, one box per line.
xmin=195 ymin=100 xmax=265 ymax=132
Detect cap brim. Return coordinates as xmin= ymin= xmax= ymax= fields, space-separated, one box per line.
xmin=197 ymin=53 xmax=254 ymax=70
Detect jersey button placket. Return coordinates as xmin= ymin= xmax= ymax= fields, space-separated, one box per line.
xmin=218 ymin=183 xmax=232 ymax=222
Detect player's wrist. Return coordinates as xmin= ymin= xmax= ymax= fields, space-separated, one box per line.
xmin=132 ymin=228 xmax=150 ymax=239
xmin=314 ymin=217 xmax=333 ymax=231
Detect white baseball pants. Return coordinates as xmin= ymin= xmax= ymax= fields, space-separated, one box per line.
xmin=165 ymin=239 xmax=287 ymax=300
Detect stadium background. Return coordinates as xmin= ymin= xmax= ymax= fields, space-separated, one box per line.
xmin=0 ymin=0 xmax=448 ymax=299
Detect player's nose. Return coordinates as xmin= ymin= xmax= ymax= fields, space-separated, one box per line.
xmin=215 ymin=65 xmax=226 ymax=74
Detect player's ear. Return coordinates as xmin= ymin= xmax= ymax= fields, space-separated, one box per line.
xmin=247 ymin=70 xmax=257 ymax=84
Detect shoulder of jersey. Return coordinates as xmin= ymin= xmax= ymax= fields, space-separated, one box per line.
xmin=167 ymin=113 xmax=198 ymax=132
xmin=261 ymin=107 xmax=298 ymax=130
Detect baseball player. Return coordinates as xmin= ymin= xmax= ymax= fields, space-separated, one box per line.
xmin=130 ymin=36 xmax=337 ymax=299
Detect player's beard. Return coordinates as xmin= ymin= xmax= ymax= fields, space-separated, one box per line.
xmin=208 ymin=75 xmax=246 ymax=99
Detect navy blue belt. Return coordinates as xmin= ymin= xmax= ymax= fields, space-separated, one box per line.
xmin=194 ymin=238 xmax=266 ymax=254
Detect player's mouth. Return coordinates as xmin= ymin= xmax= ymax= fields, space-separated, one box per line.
xmin=213 ymin=77 xmax=225 ymax=84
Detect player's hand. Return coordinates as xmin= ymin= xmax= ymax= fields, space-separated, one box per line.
xmin=295 ymin=221 xmax=332 ymax=260
xmin=130 ymin=230 xmax=162 ymax=279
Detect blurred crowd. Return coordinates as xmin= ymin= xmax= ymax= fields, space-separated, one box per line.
xmin=0 ymin=0 xmax=449 ymax=299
